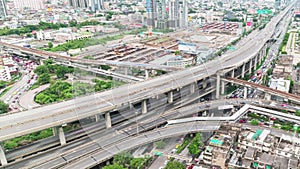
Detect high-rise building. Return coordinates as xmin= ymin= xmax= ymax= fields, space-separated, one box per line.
xmin=146 ymin=0 xmax=157 ymax=27
xmin=13 ymin=0 xmax=44 ymax=10
xmin=90 ymin=0 xmax=104 ymax=11
xmin=68 ymin=0 xmax=88 ymax=8
xmin=0 ymin=0 xmax=7 ymax=18
xmin=178 ymin=0 xmax=187 ymax=28
xmin=168 ymin=0 xmax=179 ymax=28
xmin=68 ymin=0 xmax=104 ymax=11
xmin=156 ymin=0 xmax=167 ymax=29
xmin=146 ymin=0 xmax=187 ymax=29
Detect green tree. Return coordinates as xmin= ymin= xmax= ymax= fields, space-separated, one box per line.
xmin=69 ymin=20 xmax=77 ymax=27
xmin=48 ymin=42 xmax=53 ymax=48
xmin=43 ymin=58 xmax=54 ymax=65
xmin=73 ymin=82 xmax=94 ymax=96
xmin=100 ymin=65 xmax=111 ymax=70
xmin=55 ymin=66 xmax=70 ymax=79
xmin=0 ymin=81 xmax=8 ymax=89
xmin=165 ymin=161 xmax=185 ymax=169
xmin=26 ymin=33 xmax=33 ymax=37
xmin=94 ymin=79 xmax=112 ymax=91
xmin=267 ymin=68 xmax=273 ymax=76
xmin=38 ymin=73 xmax=51 ymax=85
xmin=4 ymin=140 xmax=18 ymax=150
xmin=0 ymin=100 xmax=9 ymax=114
xmin=35 ymin=93 xmax=55 ymax=104
xmin=155 ymin=140 xmax=166 ymax=149
xmin=129 ymin=158 xmax=145 ymax=169
xmin=295 ymin=110 xmax=300 ymax=116
xmin=103 ymin=164 xmax=127 ymax=169
xmin=188 ymin=133 xmax=203 ymax=156
xmin=113 ymin=151 xmax=133 ymax=167
xmin=34 ymin=65 xmax=49 ymax=75
xmin=250 ymin=119 xmax=259 ymax=125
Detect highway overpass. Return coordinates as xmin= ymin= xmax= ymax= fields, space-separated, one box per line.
xmin=3 ymin=98 xmax=296 ymax=169
xmin=0 ymin=1 xmax=296 ymax=167
xmin=0 ymin=0 xmax=294 ymax=147
xmin=61 ymin=104 xmax=300 ymax=169
xmin=222 ymin=77 xmax=300 ymax=103
xmin=0 ymin=41 xmax=181 ymax=72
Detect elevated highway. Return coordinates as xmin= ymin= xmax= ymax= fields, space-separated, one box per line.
xmin=0 ymin=0 xmax=295 ymax=143
xmin=223 ymin=77 xmax=300 ymax=103
xmin=59 ymin=103 xmax=300 ymax=169
xmin=4 ymin=98 xmax=298 ymax=169
xmin=0 ymin=1 xmax=296 ymax=167
xmin=0 ymin=41 xmax=181 ymax=72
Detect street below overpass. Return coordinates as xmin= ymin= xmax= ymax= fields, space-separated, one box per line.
xmin=4 ymin=98 xmax=298 ymax=169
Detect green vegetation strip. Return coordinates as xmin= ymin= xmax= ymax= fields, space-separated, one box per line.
xmin=176 ymin=136 xmax=192 ymax=154
xmin=0 ymin=86 xmax=12 ymax=98
xmin=103 ymin=151 xmax=153 ymax=169
xmin=0 ymin=20 xmax=103 ymax=37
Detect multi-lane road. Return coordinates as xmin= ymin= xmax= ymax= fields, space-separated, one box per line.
xmin=3 ymin=98 xmax=280 ymax=169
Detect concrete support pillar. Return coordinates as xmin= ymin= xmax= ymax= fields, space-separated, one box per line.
xmin=254 ymin=55 xmax=258 ymax=69
xmin=249 ymin=59 xmax=253 ymax=74
xmin=168 ymin=91 xmax=173 ymax=103
xmin=265 ymin=93 xmax=271 ymax=101
xmin=221 ymin=81 xmax=225 ymax=95
xmin=259 ymin=51 xmax=263 ymax=64
xmin=39 ymin=59 xmax=44 ymax=65
xmin=151 ymin=70 xmax=156 ymax=75
xmin=141 ymin=100 xmax=147 ymax=114
xmin=105 ymin=112 xmax=112 ymax=128
xmin=124 ymin=67 xmax=128 ymax=75
xmin=216 ymin=73 xmax=220 ymax=99
xmin=58 ymin=127 xmax=66 ymax=146
xmin=190 ymin=83 xmax=196 ymax=94
xmin=52 ymin=126 xmax=58 ymax=136
xmin=95 ymin=114 xmax=101 ymax=122
xmin=0 ymin=142 xmax=7 ymax=166
xmin=241 ymin=64 xmax=245 ymax=78
xmin=243 ymin=87 xmax=247 ymax=99
xmin=145 ymin=69 xmax=149 ymax=80
xmin=129 ymin=102 xmax=134 ymax=109
xmin=203 ymin=79 xmax=207 ymax=88
xmin=231 ymin=70 xmax=235 ymax=85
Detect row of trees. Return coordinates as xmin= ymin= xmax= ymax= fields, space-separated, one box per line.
xmin=187 ymin=133 xmax=203 ymax=157
xmin=0 ymin=20 xmax=105 ymax=37
xmin=0 ymin=22 xmax=68 ymax=36
xmin=103 ymin=151 xmax=152 ymax=169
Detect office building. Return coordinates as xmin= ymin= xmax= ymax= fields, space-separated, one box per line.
xmin=68 ymin=0 xmax=88 ymax=8
xmin=0 ymin=0 xmax=7 ymax=18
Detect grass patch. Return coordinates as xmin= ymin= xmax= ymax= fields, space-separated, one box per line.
xmin=0 ymin=86 xmax=12 ymax=97
xmin=4 ymin=128 xmax=54 ymax=150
